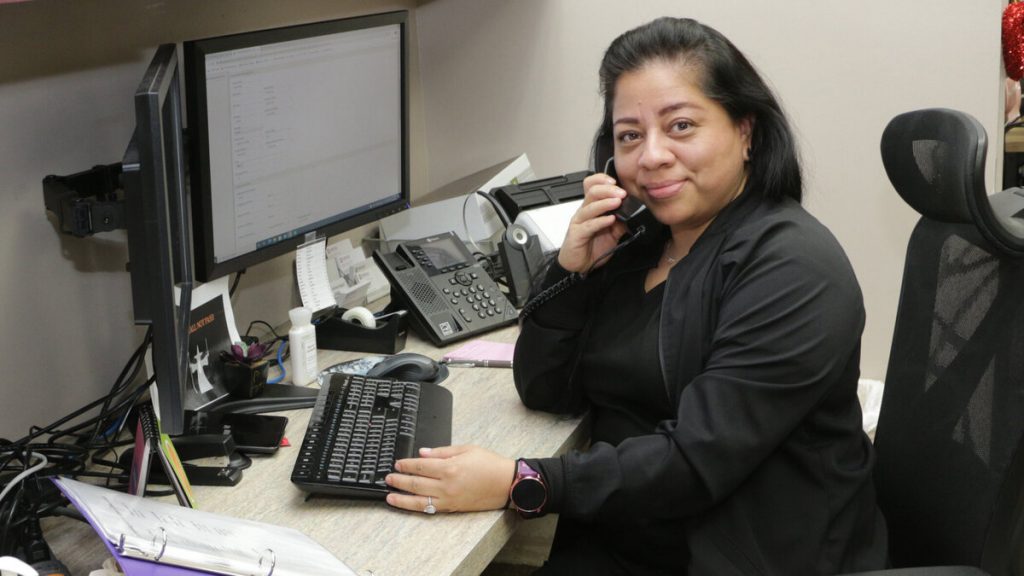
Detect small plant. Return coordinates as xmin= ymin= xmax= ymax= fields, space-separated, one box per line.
xmin=227 ymin=341 xmax=269 ymax=365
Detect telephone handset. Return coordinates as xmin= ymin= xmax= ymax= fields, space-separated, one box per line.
xmin=603 ymin=158 xmax=655 ymax=235
xmin=519 ymin=159 xmax=655 ymax=322
xmin=372 ymin=232 xmax=518 ymax=346
xmin=614 ymin=195 xmax=651 ymax=235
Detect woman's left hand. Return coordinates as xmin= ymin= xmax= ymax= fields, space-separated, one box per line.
xmin=385 ymin=445 xmax=516 ymax=514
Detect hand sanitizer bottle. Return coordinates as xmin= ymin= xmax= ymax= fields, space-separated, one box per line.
xmin=288 ymin=307 xmax=318 ymax=386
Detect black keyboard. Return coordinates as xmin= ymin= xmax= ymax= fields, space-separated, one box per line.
xmin=291 ymin=373 xmax=453 ymax=498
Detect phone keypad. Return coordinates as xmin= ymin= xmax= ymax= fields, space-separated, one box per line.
xmin=442 ymin=283 xmax=505 ymax=322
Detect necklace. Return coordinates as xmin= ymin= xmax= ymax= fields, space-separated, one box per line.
xmin=663 ymin=240 xmax=686 ymax=265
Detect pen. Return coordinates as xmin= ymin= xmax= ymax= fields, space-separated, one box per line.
xmin=442 ymin=359 xmax=513 ymax=368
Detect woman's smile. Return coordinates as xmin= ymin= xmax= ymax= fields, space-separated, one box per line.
xmin=640 ymin=179 xmax=684 ymax=200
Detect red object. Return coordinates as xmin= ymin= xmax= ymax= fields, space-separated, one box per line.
xmin=1004 ymin=2 xmax=1024 ymax=80
xmin=280 ymin=436 xmax=291 ymax=447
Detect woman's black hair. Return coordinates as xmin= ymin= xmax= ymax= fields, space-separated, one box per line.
xmin=592 ymin=17 xmax=802 ymax=203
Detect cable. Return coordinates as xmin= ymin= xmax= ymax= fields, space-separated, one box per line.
xmin=0 ymin=324 xmax=160 ymax=559
xmin=475 ymin=190 xmax=512 ymax=227
xmin=84 ymin=327 xmax=152 ymax=446
xmin=461 ymin=189 xmax=511 ymax=256
xmin=473 ymin=250 xmax=503 ymax=280
xmin=35 ymin=373 xmax=150 ymax=451
xmin=245 ymin=320 xmax=284 ymax=342
xmin=14 ymin=329 xmax=152 ymax=453
xmin=16 ymin=394 xmax=123 ymax=447
xmin=89 ymin=381 xmax=152 ymax=486
xmin=267 ymin=340 xmax=288 ymax=384
xmin=228 ymin=269 xmax=245 ymax=298
xmin=0 ymin=453 xmax=46 ymax=505
xmin=461 ymin=191 xmax=485 ymax=255
xmin=0 ymin=487 xmax=22 ymax=555
xmin=518 ymin=224 xmax=648 ymax=322
xmin=586 ymin=224 xmax=648 ymax=273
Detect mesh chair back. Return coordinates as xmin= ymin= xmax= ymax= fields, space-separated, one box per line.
xmin=877 ymin=109 xmax=1024 ymax=575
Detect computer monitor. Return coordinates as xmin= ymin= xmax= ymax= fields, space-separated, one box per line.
xmin=123 ymin=44 xmax=194 ymax=436
xmin=184 ymin=10 xmax=410 ymax=282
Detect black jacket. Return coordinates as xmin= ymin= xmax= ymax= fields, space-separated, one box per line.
xmin=514 ymin=191 xmax=888 ymax=575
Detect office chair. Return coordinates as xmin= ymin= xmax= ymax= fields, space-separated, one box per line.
xmin=846 ymin=108 xmax=1024 ymax=576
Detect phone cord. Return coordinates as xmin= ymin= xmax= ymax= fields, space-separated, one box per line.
xmin=518 ymin=225 xmax=647 ymax=323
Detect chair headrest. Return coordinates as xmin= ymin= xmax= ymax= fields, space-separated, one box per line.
xmin=880 ymin=108 xmax=1024 ymax=257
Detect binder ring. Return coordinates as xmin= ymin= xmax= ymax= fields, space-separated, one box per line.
xmin=259 ymin=548 xmax=277 ymax=576
xmin=152 ymin=527 xmax=167 ymax=562
xmin=116 ymin=527 xmax=167 ymax=561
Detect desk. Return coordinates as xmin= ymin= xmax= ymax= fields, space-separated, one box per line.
xmin=44 ymin=324 xmax=587 ymax=575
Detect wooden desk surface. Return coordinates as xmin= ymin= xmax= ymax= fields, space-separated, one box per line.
xmin=45 ymin=324 xmax=586 ymax=575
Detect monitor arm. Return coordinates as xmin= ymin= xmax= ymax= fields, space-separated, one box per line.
xmin=42 ymin=162 xmax=125 ymax=237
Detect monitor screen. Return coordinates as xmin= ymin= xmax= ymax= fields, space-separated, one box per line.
xmin=123 ymin=44 xmax=194 ymax=436
xmin=185 ymin=10 xmax=410 ymax=282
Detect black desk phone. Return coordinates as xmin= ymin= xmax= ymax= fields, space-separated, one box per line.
xmin=372 ymin=232 xmax=518 ymax=346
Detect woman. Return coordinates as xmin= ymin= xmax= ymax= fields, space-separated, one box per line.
xmin=386 ymin=17 xmax=887 ymax=575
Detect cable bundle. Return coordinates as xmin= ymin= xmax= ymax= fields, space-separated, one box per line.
xmin=0 ymin=328 xmax=153 ymax=563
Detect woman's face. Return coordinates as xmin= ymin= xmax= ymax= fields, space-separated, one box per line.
xmin=611 ymin=60 xmax=751 ymax=236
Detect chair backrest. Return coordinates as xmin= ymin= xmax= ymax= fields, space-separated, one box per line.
xmin=877 ymin=108 xmax=1024 ymax=575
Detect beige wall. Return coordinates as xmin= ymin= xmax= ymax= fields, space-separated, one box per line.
xmin=416 ymin=0 xmax=1004 ymax=382
xmin=0 ymin=0 xmax=1004 ymax=438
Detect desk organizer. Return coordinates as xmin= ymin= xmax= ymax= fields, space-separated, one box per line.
xmin=316 ymin=308 xmax=408 ymax=354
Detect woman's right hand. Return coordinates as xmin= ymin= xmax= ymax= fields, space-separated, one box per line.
xmin=557 ymin=172 xmax=629 ymax=273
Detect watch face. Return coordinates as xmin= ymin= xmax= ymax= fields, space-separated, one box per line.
xmin=512 ymin=477 xmax=546 ymax=512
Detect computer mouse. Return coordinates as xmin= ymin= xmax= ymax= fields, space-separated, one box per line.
xmin=367 ymin=352 xmax=443 ymax=383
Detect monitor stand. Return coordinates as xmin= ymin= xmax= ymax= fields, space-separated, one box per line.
xmin=164 ymin=433 xmax=250 ymax=486
xmin=208 ymin=384 xmax=319 ymax=415
xmin=120 ymin=434 xmax=249 ymax=488
xmin=144 ymin=385 xmax=319 ymax=487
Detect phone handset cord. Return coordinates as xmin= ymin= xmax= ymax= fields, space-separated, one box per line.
xmin=518 ymin=225 xmax=647 ymax=323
